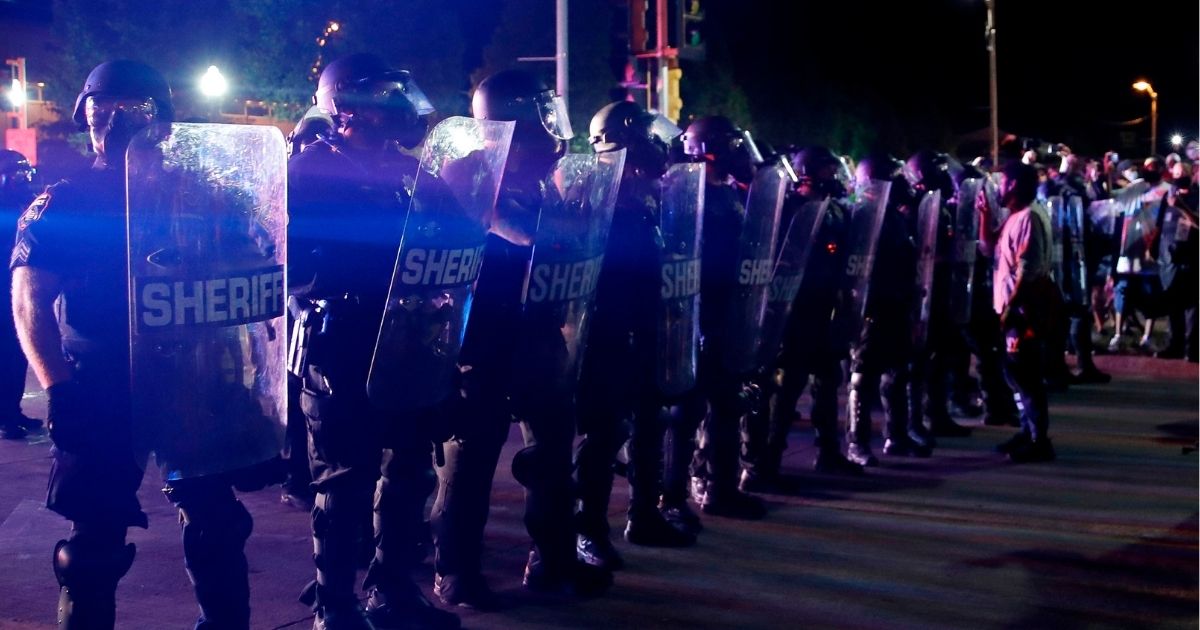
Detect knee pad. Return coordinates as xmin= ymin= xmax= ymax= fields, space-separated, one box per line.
xmin=510 ymin=445 xmax=540 ymax=489
xmin=53 ymin=537 xmax=135 ymax=590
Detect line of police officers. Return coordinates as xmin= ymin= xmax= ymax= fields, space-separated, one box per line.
xmin=10 ymin=55 xmax=1080 ymax=630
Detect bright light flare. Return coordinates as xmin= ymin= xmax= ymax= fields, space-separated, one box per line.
xmin=7 ymin=78 xmax=25 ymax=107
xmin=199 ymin=66 xmax=228 ymax=99
xmin=1170 ymin=134 xmax=1183 ymax=148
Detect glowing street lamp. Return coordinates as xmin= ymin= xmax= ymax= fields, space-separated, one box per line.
xmin=1132 ymin=79 xmax=1158 ymax=156
xmin=199 ymin=65 xmax=229 ymax=99
xmin=1170 ymin=134 xmax=1183 ymax=149
xmin=7 ymin=78 xmax=25 ymax=107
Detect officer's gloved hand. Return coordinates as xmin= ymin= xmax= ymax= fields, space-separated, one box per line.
xmin=46 ymin=381 xmax=91 ymax=452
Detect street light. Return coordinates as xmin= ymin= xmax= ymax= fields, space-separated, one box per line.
xmin=199 ymin=65 xmax=228 ymax=99
xmin=1132 ymin=79 xmax=1158 ymax=156
xmin=7 ymin=78 xmax=25 ymax=107
xmin=1170 ymin=134 xmax=1183 ymax=149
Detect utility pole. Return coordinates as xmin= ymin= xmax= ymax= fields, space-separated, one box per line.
xmin=985 ymin=0 xmax=999 ymax=167
xmin=556 ymin=0 xmax=568 ymax=108
xmin=655 ymin=0 xmax=670 ymax=117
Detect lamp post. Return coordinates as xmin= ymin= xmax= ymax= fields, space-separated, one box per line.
xmin=985 ymin=0 xmax=998 ymax=167
xmin=1132 ymin=80 xmax=1158 ymax=156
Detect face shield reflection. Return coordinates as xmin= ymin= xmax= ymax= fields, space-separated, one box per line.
xmin=736 ymin=130 xmax=765 ymax=165
xmin=85 ymin=96 xmax=158 ymax=129
xmin=646 ymin=114 xmax=683 ymax=145
xmin=535 ymin=92 xmax=574 ymax=140
xmin=355 ymin=73 xmax=435 ymax=116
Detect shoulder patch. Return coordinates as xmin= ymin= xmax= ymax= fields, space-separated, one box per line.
xmin=17 ymin=192 xmax=51 ymax=232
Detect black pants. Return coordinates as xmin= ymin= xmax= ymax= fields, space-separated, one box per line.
xmin=575 ymin=338 xmax=661 ymax=534
xmin=1164 ymin=270 xmax=1198 ymax=359
xmin=848 ymin=315 xmax=913 ymax=443
xmin=299 ymin=362 xmax=435 ymax=608
xmin=965 ymin=303 xmax=1018 ymax=418
xmin=50 ymin=367 xmax=264 ymax=629
xmin=429 ymin=362 xmax=510 ymax=580
xmin=689 ymin=349 xmax=750 ymax=494
xmin=744 ymin=346 xmax=841 ymax=475
xmin=0 ymin=273 xmax=28 ymax=422
xmin=1002 ymin=329 xmax=1049 ymax=442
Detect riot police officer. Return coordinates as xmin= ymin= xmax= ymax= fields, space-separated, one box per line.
xmin=574 ymin=101 xmax=696 ymax=570
xmin=288 ymin=54 xmax=459 ymax=630
xmin=741 ymin=145 xmax=862 ymax=487
xmin=674 ymin=115 xmax=768 ymax=519
xmin=843 ymin=153 xmax=931 ymax=466
xmin=1044 ymin=155 xmax=1111 ymax=382
xmin=906 ymin=151 xmax=972 ymax=439
xmin=430 ymin=69 xmax=613 ymax=604
xmin=0 ymin=149 xmax=39 ymax=440
xmin=953 ymin=165 xmax=1020 ymax=427
xmin=13 ymin=59 xmax=280 ymax=630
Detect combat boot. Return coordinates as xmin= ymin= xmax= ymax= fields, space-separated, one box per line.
xmin=365 ymin=581 xmax=460 ymax=630
xmin=522 ymin=547 xmax=612 ymax=597
xmin=624 ymin=509 xmax=696 ymax=547
xmin=576 ymin=532 xmax=624 ymax=571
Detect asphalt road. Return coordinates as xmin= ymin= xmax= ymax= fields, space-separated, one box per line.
xmin=0 ymin=353 xmax=1195 ymax=629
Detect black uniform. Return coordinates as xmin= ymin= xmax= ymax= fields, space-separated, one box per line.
xmin=574 ymin=172 xmax=665 ymax=543
xmin=0 ymin=166 xmax=35 ymax=439
xmin=743 ymin=192 xmax=847 ymax=477
xmin=15 ymin=167 xmax=273 ymax=630
xmin=685 ymin=181 xmax=761 ymax=503
xmin=288 ymin=142 xmax=439 ymax=615
xmin=846 ymin=193 xmax=923 ymax=457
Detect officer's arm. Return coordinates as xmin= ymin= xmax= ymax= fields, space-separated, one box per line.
xmin=12 ymin=266 xmax=72 ymax=388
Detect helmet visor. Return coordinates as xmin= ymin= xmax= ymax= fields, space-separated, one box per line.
xmin=646 ymin=114 xmax=683 ymax=144
xmin=85 ymin=96 xmax=157 ymax=129
xmin=535 ymin=92 xmax=574 ymax=140
xmin=734 ymin=130 xmax=765 ymax=165
xmin=347 ymin=72 xmax=435 ymax=116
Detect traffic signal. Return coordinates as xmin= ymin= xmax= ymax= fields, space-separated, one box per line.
xmin=665 ymin=67 xmax=682 ymax=123
xmin=677 ymin=0 xmax=704 ymax=61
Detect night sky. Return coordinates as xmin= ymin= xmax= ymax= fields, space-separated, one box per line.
xmin=704 ymin=0 xmax=1198 ymax=156
xmin=2 ymin=0 xmax=1196 ymax=159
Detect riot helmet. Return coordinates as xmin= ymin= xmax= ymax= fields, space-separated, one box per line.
xmin=589 ymin=100 xmax=680 ymax=178
xmin=680 ymin=115 xmax=761 ymax=185
xmin=73 ymin=60 xmax=173 ymax=168
xmin=0 ymin=149 xmax=34 ymax=206
xmin=857 ymin=152 xmax=913 ymax=212
xmin=472 ymin=69 xmax=572 ymax=174
xmin=790 ymin=145 xmax=846 ymax=199
xmin=906 ymin=150 xmax=955 ymax=200
xmin=316 ymin=53 xmax=433 ymax=149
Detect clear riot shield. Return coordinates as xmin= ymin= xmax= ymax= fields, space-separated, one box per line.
xmin=1045 ymin=195 xmax=1066 ymax=286
xmin=757 ymin=198 xmax=829 ymax=367
xmin=1064 ymin=195 xmax=1089 ymax=306
xmin=1157 ymin=200 xmax=1193 ymax=289
xmin=1087 ymin=199 xmax=1119 ymax=238
xmin=912 ymin=190 xmax=942 ymax=353
xmin=723 ymin=164 xmax=787 ymax=375
xmin=657 ymin=163 xmax=705 ymax=397
xmin=1116 ymin=182 xmax=1167 ymax=275
xmin=126 ymin=123 xmax=286 ymax=479
xmin=981 ymin=173 xmax=1009 ymax=234
xmin=949 ymin=177 xmax=981 ymax=324
xmin=511 ymin=150 xmax=626 ymax=399
xmin=367 ymin=117 xmax=514 ymax=411
xmin=833 ymin=179 xmax=891 ymax=348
